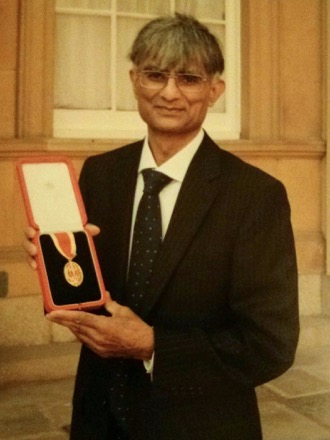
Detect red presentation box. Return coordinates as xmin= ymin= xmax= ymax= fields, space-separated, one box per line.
xmin=17 ymin=157 xmax=107 ymax=313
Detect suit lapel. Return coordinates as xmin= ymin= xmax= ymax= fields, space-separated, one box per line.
xmin=139 ymin=135 xmax=229 ymax=318
xmin=106 ymin=142 xmax=143 ymax=301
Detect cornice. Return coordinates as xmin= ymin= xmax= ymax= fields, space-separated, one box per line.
xmin=0 ymin=137 xmax=326 ymax=159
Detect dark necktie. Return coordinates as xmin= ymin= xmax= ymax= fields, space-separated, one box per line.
xmin=126 ymin=168 xmax=172 ymax=310
xmin=109 ymin=169 xmax=172 ymax=434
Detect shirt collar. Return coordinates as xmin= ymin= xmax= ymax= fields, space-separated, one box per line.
xmin=138 ymin=130 xmax=204 ymax=183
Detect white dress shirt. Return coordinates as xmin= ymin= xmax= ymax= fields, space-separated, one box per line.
xmin=130 ymin=129 xmax=204 ymax=245
xmin=130 ymin=130 xmax=205 ymax=375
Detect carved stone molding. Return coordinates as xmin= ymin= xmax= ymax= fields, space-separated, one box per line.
xmin=0 ymin=138 xmax=325 ymax=159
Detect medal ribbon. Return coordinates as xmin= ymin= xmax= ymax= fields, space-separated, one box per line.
xmin=50 ymin=232 xmax=77 ymax=261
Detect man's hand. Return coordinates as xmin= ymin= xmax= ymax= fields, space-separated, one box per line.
xmin=46 ymin=298 xmax=155 ymax=361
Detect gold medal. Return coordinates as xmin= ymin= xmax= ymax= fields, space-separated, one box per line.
xmin=50 ymin=232 xmax=84 ymax=287
xmin=63 ymin=260 xmax=84 ymax=287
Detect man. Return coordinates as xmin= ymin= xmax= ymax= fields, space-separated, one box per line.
xmin=25 ymin=13 xmax=299 ymax=440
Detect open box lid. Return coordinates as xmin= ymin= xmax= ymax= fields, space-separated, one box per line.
xmin=17 ymin=157 xmax=87 ymax=234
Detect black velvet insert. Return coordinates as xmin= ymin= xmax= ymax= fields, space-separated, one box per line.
xmin=39 ymin=231 xmax=102 ymax=306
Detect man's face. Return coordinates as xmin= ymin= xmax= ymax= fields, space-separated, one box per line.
xmin=130 ymin=64 xmax=225 ymax=137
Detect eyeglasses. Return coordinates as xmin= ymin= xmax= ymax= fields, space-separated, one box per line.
xmin=137 ymin=70 xmax=209 ymax=93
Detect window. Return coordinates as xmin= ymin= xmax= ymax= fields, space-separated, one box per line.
xmin=54 ymin=0 xmax=240 ymax=140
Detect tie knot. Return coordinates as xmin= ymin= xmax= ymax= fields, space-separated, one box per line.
xmin=142 ymin=169 xmax=172 ymax=195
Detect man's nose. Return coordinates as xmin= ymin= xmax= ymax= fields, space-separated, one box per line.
xmin=160 ymin=77 xmax=181 ymax=98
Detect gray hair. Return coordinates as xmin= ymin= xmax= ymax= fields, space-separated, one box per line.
xmin=129 ymin=13 xmax=225 ymax=76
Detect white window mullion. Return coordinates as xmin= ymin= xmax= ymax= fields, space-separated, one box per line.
xmin=169 ymin=0 xmax=176 ymax=15
xmin=111 ymin=0 xmax=117 ymax=112
xmin=116 ymin=12 xmax=161 ymax=20
xmin=223 ymin=0 xmax=241 ymax=136
xmin=56 ymin=7 xmax=112 ymax=17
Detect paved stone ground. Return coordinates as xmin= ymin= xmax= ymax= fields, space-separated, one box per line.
xmin=1 ymin=345 xmax=330 ymax=439
xmin=0 ymin=377 xmax=73 ymax=440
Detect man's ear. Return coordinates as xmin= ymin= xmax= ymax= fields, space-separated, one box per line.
xmin=208 ymin=79 xmax=226 ymax=107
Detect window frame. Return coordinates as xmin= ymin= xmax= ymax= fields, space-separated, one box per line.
xmin=53 ymin=0 xmax=241 ymax=140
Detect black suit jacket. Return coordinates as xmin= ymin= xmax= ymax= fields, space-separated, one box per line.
xmin=71 ymin=133 xmax=299 ymax=440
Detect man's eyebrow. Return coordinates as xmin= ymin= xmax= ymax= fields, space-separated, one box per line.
xmin=141 ymin=65 xmax=203 ymax=75
xmin=141 ymin=65 xmax=163 ymax=71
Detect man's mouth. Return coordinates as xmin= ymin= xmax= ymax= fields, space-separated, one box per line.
xmin=156 ymin=106 xmax=183 ymax=113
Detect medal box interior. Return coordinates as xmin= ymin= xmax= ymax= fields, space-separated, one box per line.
xmin=39 ymin=231 xmax=104 ymax=307
xmin=17 ymin=157 xmax=107 ymax=312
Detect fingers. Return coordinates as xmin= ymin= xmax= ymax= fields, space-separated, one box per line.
xmin=85 ymin=223 xmax=101 ymax=237
xmin=46 ymin=310 xmax=95 ymax=328
xmin=105 ymin=300 xmax=134 ymax=318
xmin=46 ymin=309 xmax=112 ymax=355
xmin=104 ymin=300 xmax=118 ymax=316
xmin=104 ymin=291 xmax=111 ymax=301
xmin=24 ymin=226 xmax=37 ymax=240
xmin=22 ymin=226 xmax=38 ymax=269
xmin=46 ymin=298 xmax=133 ymax=329
xmin=27 ymin=255 xmax=38 ymax=270
xmin=22 ymin=236 xmax=37 ymax=256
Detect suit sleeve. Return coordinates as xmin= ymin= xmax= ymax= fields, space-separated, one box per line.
xmin=153 ymin=179 xmax=299 ymax=390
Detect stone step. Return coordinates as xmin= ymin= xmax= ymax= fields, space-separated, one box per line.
xmin=298 ymin=314 xmax=330 ymax=351
xmin=0 ymin=341 xmax=81 ymax=386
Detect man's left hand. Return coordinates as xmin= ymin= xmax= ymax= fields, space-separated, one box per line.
xmin=46 ymin=297 xmax=154 ymax=361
